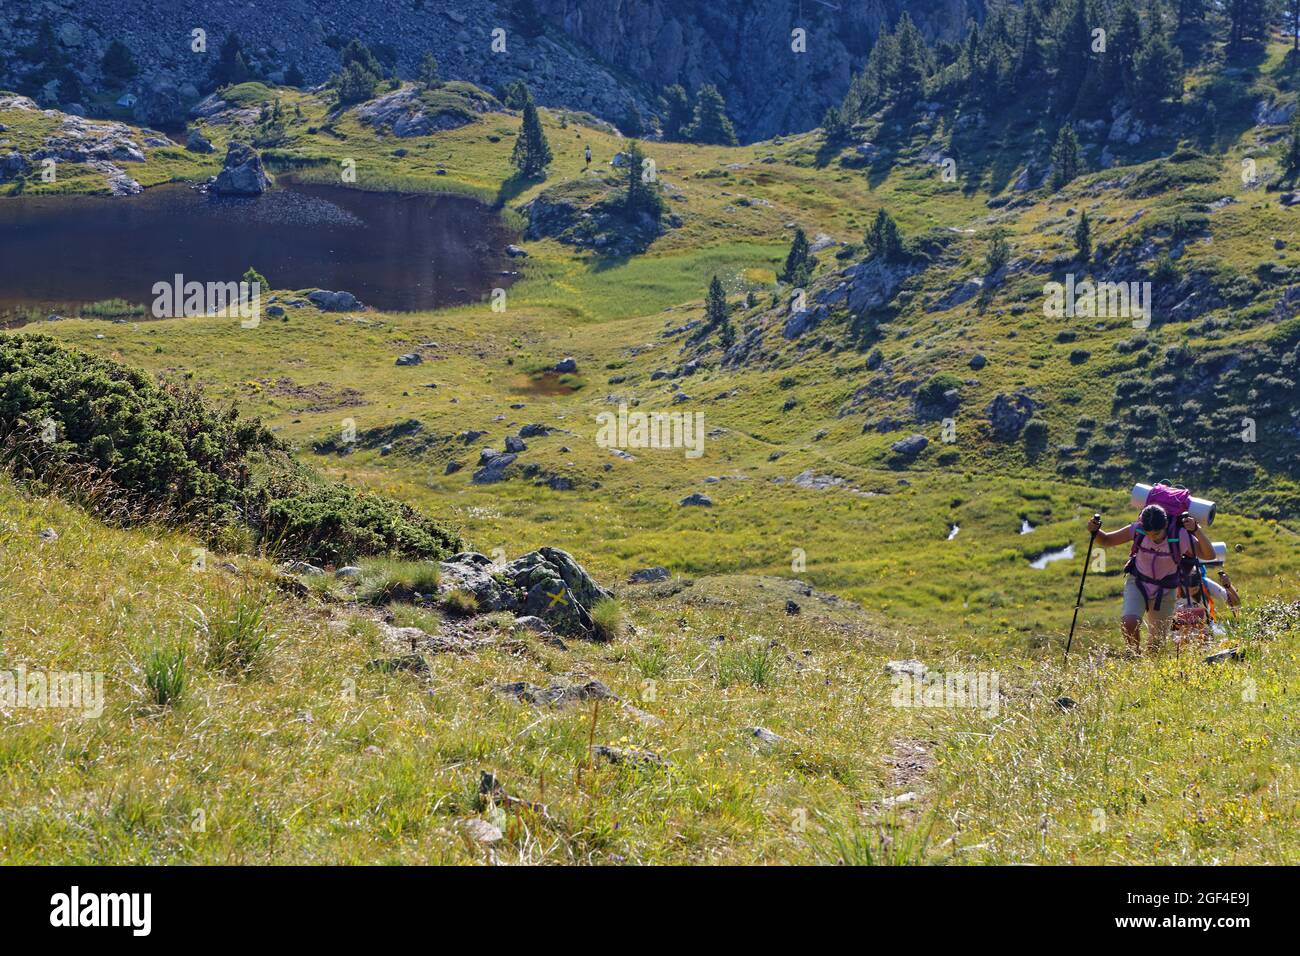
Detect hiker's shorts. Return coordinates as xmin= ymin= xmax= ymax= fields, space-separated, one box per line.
xmin=1122 ymin=576 xmax=1175 ymax=622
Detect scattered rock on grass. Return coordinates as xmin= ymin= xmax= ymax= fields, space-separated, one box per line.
xmin=884 ymin=659 xmax=927 ymax=678
xmin=461 ymin=818 xmax=503 ymax=843
xmin=593 ymin=745 xmax=668 ymax=769
xmin=629 ymin=566 xmax=670 ymax=583
xmin=1204 ymin=648 xmax=1245 ymax=664
xmin=495 ymin=678 xmax=617 ymax=707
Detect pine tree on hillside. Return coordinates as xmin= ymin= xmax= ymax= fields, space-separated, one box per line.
xmin=284 ymin=63 xmax=306 ymax=87
xmin=1177 ymin=0 xmax=1207 ymax=29
xmin=1283 ymin=112 xmax=1300 ymax=179
xmin=865 ymin=209 xmax=906 ymax=263
xmin=1055 ymin=0 xmax=1093 ymax=112
xmin=1018 ymin=0 xmax=1045 ymax=78
xmin=418 ymin=53 xmax=441 ymax=90
xmin=1050 ymin=126 xmax=1083 ymax=189
xmin=705 ymin=276 xmax=730 ymax=330
xmin=780 ymin=228 xmax=814 ymax=287
xmin=23 ymin=18 xmax=62 ymax=71
xmin=340 ymin=39 xmax=384 ymax=80
xmin=1102 ymin=1 xmax=1144 ymax=99
xmin=662 ymin=85 xmax=692 ymax=140
xmin=849 ymin=24 xmax=899 ymax=118
xmin=622 ymin=101 xmax=645 ymax=137
xmin=892 ymin=12 xmax=930 ymax=105
xmin=1287 ymin=0 xmax=1300 ymax=54
xmin=511 ymin=99 xmax=552 ymax=179
xmin=101 ymin=40 xmax=138 ymax=83
xmin=985 ymin=227 xmax=1011 ymax=276
xmin=622 ymin=140 xmax=663 ymax=222
xmin=502 ymin=80 xmax=531 ymax=110
xmin=210 ymin=32 xmax=245 ymax=88
xmin=1134 ymin=29 xmax=1184 ymax=115
xmin=821 ymin=105 xmax=849 ymax=144
xmin=1228 ymin=0 xmax=1275 ymax=51
xmin=336 ymin=61 xmax=378 ymax=105
xmin=1075 ymin=210 xmax=1092 ymax=263
xmin=686 ymin=84 xmax=738 ymax=145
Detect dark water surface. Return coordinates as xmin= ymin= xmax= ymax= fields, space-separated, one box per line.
xmin=0 ymin=181 xmax=517 ymax=320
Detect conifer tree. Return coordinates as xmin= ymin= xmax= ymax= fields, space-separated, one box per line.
xmin=780 ymin=228 xmax=814 ymax=287
xmin=865 ymin=209 xmax=906 ymax=263
xmin=686 ymin=84 xmax=738 ymax=145
xmin=418 ymin=53 xmax=441 ymax=90
xmin=662 ymin=85 xmax=692 ymax=140
xmin=1075 ymin=210 xmax=1092 ymax=263
xmin=511 ymin=98 xmax=553 ymax=179
xmin=1051 ymin=126 xmax=1083 ymax=189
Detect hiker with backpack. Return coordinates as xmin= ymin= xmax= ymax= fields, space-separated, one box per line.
xmin=1086 ymin=489 xmax=1216 ymax=655
xmin=1174 ymin=567 xmax=1241 ymax=641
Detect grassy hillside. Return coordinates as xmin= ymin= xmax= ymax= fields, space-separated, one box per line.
xmin=2 ymin=475 xmax=1297 ymax=863
xmin=3 ymin=37 xmax=1300 ymax=863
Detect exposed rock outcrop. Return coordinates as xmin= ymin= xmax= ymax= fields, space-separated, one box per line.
xmin=439 ymin=548 xmax=614 ymax=637
xmin=209 ymin=141 xmax=270 ymax=196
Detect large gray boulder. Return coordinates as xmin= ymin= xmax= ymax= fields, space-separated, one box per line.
xmin=0 ymin=151 xmax=30 ymax=182
xmin=438 ymin=548 xmax=613 ymax=637
xmin=843 ymin=257 xmax=917 ymax=314
xmin=985 ymin=392 xmax=1038 ymax=441
xmin=308 ymin=289 xmax=362 ymax=311
xmin=210 ymin=141 xmax=270 ymax=195
xmin=186 ymin=128 xmax=214 ymax=153
xmin=133 ymin=79 xmax=185 ymax=127
xmin=891 ymin=434 xmax=928 ymax=459
xmin=472 ymin=451 xmax=517 ymax=484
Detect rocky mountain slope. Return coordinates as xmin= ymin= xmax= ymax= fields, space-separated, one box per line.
xmin=0 ymin=0 xmax=979 ymax=137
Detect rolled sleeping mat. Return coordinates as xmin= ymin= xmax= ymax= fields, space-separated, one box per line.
xmin=1203 ymin=542 xmax=1228 ymax=566
xmin=1129 ymin=482 xmax=1217 ymax=526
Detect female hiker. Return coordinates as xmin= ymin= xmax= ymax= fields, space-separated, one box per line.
xmin=1174 ymin=568 xmax=1241 ymax=643
xmin=1086 ymin=505 xmax=1216 ymax=655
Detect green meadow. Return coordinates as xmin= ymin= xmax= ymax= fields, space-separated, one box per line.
xmin=2 ymin=40 xmax=1299 ymax=863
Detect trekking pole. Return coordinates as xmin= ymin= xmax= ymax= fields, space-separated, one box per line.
xmin=1064 ymin=513 xmax=1101 ymax=670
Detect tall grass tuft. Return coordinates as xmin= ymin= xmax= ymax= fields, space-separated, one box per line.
xmin=197 ymin=590 xmax=276 ymax=676
xmin=357 ymin=559 xmax=442 ymax=604
xmin=715 ymin=639 xmax=777 ymax=688
xmin=440 ymin=587 xmax=479 ymax=617
xmin=628 ymin=637 xmax=669 ymax=678
xmin=143 ymin=644 xmax=187 ymax=707
xmin=806 ymin=813 xmax=934 ymax=866
xmin=590 ymin=597 xmax=624 ymax=641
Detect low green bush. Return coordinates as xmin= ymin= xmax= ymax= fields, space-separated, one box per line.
xmin=0 ymin=334 xmax=462 ymax=564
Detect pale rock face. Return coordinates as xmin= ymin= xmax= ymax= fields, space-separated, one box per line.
xmin=0 ymin=1 xmax=980 ymax=141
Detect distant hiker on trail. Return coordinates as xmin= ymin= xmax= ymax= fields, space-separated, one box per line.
xmin=1087 ymin=505 xmax=1215 ymax=655
xmin=584 ymin=144 xmax=592 ymax=168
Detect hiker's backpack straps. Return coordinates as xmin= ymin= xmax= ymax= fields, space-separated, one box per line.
xmin=1124 ymin=523 xmax=1183 ymax=611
